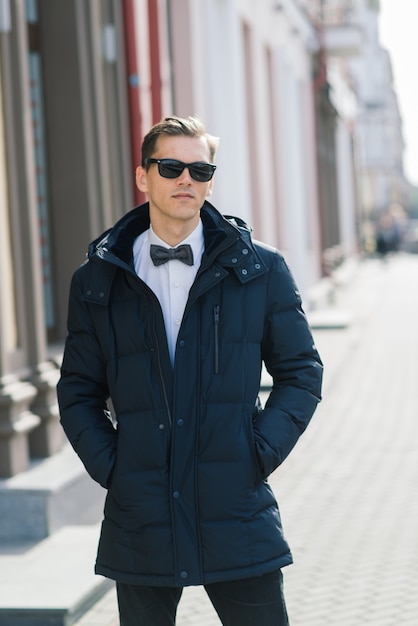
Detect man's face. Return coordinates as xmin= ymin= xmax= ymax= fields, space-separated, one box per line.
xmin=136 ymin=134 xmax=214 ymax=233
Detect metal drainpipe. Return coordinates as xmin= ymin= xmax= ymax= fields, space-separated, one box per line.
xmin=147 ymin=0 xmax=163 ymax=124
xmin=122 ymin=0 xmax=145 ymax=205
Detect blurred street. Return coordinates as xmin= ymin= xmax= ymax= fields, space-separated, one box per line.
xmin=77 ymin=252 xmax=418 ymax=626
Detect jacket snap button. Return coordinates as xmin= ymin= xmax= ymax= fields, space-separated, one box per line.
xmin=173 ymin=491 xmax=180 ymax=499
xmin=158 ymin=423 xmax=165 ymax=430
xmin=242 ymin=248 xmax=249 ymax=254
xmin=255 ymin=264 xmax=261 ymax=270
xmin=177 ymin=419 xmax=184 ymax=427
xmin=231 ymin=257 xmax=237 ymax=263
xmin=241 ymin=269 xmax=248 ymax=275
xmin=180 ymin=571 xmax=188 ymax=579
xmin=86 ymin=290 xmax=92 ymax=296
xmin=179 ymin=340 xmax=185 ymax=348
xmin=99 ymin=292 xmax=105 ymax=298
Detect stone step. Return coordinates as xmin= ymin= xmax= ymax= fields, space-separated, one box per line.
xmin=307 ymin=307 xmax=351 ymax=329
xmin=0 ymin=525 xmax=112 ymax=626
xmin=0 ymin=444 xmax=105 ymax=541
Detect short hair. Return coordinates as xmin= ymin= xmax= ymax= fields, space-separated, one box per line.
xmin=141 ymin=115 xmax=220 ymax=167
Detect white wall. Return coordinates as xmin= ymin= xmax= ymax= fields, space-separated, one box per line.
xmin=170 ymin=0 xmax=325 ymax=293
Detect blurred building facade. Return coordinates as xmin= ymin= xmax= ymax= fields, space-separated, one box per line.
xmin=347 ymin=0 xmax=408 ymax=248
xmin=0 ymin=0 xmax=406 ymax=478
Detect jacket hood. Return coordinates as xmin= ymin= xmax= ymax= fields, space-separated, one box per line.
xmin=86 ymin=201 xmax=268 ymax=283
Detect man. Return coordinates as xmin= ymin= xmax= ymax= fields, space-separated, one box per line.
xmin=57 ymin=115 xmax=323 ymax=625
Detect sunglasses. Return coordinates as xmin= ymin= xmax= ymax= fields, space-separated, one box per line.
xmin=145 ymin=158 xmax=217 ymax=182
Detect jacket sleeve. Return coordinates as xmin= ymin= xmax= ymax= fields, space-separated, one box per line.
xmin=254 ymin=253 xmax=323 ymax=477
xmin=57 ymin=267 xmax=117 ymax=488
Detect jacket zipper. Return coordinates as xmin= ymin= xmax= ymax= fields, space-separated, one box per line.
xmin=214 ymin=305 xmax=220 ymax=374
xmin=151 ymin=299 xmax=172 ymax=428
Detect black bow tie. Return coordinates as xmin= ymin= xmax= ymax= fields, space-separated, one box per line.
xmin=150 ymin=244 xmax=194 ymax=267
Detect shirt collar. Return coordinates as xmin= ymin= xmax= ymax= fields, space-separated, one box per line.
xmin=149 ymin=221 xmax=202 ymax=244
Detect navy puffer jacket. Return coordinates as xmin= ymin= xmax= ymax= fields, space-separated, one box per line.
xmin=57 ymin=201 xmax=322 ymax=587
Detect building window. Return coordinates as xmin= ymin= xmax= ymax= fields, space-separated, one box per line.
xmin=26 ymin=0 xmax=55 ymax=331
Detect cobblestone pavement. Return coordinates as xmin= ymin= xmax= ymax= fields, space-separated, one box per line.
xmin=77 ymin=253 xmax=418 ymax=625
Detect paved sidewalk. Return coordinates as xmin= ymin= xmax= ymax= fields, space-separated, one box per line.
xmin=77 ymin=253 xmax=418 ymax=625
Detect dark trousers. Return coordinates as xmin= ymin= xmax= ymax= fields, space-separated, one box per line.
xmin=116 ymin=569 xmax=289 ymax=626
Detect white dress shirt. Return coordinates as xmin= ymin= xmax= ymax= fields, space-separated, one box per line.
xmin=133 ymin=221 xmax=204 ymax=365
